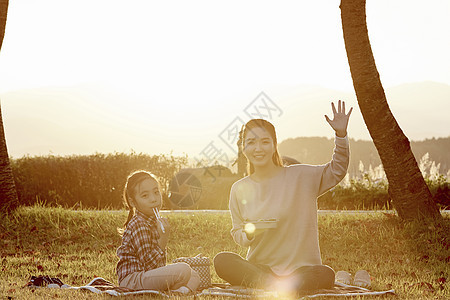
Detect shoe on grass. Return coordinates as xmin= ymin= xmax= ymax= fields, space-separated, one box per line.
xmin=353 ymin=270 xmax=371 ymax=288
xmin=170 ymin=286 xmax=192 ymax=295
xmin=335 ymin=271 xmax=352 ymax=285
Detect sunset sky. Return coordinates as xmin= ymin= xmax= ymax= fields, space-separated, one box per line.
xmin=0 ymin=0 xmax=449 ymax=160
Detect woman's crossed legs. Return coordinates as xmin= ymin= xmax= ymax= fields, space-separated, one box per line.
xmin=214 ymin=252 xmax=335 ymax=294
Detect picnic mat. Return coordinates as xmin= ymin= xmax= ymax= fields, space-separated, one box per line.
xmin=200 ymin=282 xmax=396 ymax=298
xmin=25 ymin=275 xmax=396 ymax=298
xmin=25 ymin=276 xmax=169 ymax=297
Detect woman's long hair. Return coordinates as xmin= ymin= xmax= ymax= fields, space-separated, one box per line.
xmin=240 ymin=119 xmax=283 ymax=174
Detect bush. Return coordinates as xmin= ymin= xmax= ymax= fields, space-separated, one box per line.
xmin=10 ymin=152 xmax=187 ymax=209
xmin=10 ymin=152 xmax=448 ymax=210
xmin=319 ymin=155 xmax=449 ymax=210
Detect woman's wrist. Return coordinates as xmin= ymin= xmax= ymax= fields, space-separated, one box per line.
xmin=335 ymin=130 xmax=347 ymax=138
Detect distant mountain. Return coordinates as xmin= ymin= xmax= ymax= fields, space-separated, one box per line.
xmin=278 ymin=136 xmax=450 ymax=177
xmin=1 ymin=81 xmax=449 ymax=158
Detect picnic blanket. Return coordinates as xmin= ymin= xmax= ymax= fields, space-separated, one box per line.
xmin=200 ymin=282 xmax=396 ymax=298
xmin=25 ymin=276 xmax=169 ymax=297
xmin=25 ymin=275 xmax=396 ymax=298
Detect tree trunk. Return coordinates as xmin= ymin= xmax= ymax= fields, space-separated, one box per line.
xmin=0 ymin=0 xmax=6 ymax=50
xmin=340 ymin=0 xmax=440 ymax=220
xmin=0 ymin=0 xmax=19 ymax=212
xmin=0 ymin=105 xmax=18 ymax=212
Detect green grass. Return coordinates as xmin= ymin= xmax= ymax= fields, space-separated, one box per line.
xmin=1 ymin=205 xmax=449 ymax=299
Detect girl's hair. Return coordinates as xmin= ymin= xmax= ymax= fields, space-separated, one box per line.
xmin=241 ymin=119 xmax=284 ymax=174
xmin=117 ymin=170 xmax=160 ymax=236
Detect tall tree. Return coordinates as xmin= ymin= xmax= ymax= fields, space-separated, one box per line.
xmin=0 ymin=0 xmax=19 ymax=212
xmin=340 ymin=0 xmax=441 ymax=220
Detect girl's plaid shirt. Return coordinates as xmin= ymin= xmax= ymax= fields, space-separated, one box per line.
xmin=116 ymin=210 xmax=166 ymax=283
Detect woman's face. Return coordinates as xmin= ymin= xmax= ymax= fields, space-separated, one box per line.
xmin=243 ymin=126 xmax=276 ymax=169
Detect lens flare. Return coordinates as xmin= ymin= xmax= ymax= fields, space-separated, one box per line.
xmin=241 ymin=199 xmax=247 ymax=205
xmin=272 ymin=277 xmax=298 ymax=298
xmin=244 ymin=222 xmax=255 ymax=234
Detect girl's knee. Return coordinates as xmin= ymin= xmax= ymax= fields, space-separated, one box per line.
xmin=171 ymin=262 xmax=193 ymax=283
xmin=175 ymin=262 xmax=201 ymax=291
xmin=177 ymin=262 xmax=192 ymax=275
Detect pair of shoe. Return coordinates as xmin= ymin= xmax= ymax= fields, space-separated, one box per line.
xmin=335 ymin=270 xmax=371 ymax=288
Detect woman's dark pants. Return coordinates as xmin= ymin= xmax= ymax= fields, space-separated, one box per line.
xmin=214 ymin=252 xmax=335 ymax=293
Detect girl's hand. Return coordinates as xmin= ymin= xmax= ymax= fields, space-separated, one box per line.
xmin=157 ymin=217 xmax=170 ymax=249
xmin=324 ymin=100 xmax=353 ymax=137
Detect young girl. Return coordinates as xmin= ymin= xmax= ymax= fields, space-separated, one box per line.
xmin=116 ymin=170 xmax=200 ymax=293
xmin=214 ymin=101 xmax=352 ymax=296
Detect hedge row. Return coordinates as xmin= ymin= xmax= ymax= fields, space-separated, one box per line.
xmin=10 ymin=152 xmax=187 ymax=209
xmin=9 ymin=153 xmax=449 ymax=210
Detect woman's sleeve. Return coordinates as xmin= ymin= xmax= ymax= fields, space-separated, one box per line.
xmin=317 ymin=136 xmax=350 ymax=196
xmin=229 ymin=183 xmax=253 ymax=248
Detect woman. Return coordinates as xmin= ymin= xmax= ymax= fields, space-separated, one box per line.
xmin=214 ymin=100 xmax=352 ymax=295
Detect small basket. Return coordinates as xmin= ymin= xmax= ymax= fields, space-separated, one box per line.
xmin=173 ymin=254 xmax=211 ymax=289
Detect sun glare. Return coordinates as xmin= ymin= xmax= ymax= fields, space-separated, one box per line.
xmin=244 ymin=223 xmax=256 ymax=234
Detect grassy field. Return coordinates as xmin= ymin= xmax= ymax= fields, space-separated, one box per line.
xmin=0 ymin=205 xmax=449 ymax=299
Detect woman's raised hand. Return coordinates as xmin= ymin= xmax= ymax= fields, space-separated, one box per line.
xmin=324 ymin=100 xmax=352 ymax=138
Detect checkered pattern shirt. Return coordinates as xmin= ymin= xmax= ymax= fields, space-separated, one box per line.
xmin=116 ymin=210 xmax=166 ymax=283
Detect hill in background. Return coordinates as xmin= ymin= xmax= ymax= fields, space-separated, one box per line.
xmin=1 ymin=81 xmax=449 ymax=158
xmin=278 ymin=136 xmax=450 ymax=177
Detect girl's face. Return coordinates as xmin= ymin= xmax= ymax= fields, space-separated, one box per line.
xmin=131 ymin=178 xmax=162 ymax=217
xmin=243 ymin=127 xmax=276 ymax=169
